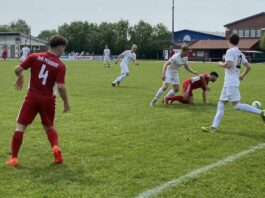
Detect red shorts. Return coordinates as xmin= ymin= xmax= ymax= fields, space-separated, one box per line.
xmin=2 ymin=52 xmax=7 ymax=59
xmin=183 ymin=81 xmax=193 ymax=96
xmin=17 ymin=92 xmax=56 ymax=127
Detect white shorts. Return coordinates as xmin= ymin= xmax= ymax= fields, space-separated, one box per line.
xmin=165 ymin=70 xmax=179 ymax=84
xmin=104 ymin=56 xmax=110 ymax=62
xmin=120 ymin=64 xmax=129 ymax=74
xmin=20 ymin=55 xmax=27 ymax=62
xmin=219 ymin=86 xmax=241 ymax=102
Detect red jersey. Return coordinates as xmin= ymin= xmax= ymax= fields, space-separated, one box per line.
xmin=185 ymin=74 xmax=209 ymax=91
xmin=20 ymin=52 xmax=66 ymax=96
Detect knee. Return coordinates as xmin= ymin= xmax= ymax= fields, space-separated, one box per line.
xmin=162 ymin=87 xmax=168 ymax=91
xmin=233 ymin=103 xmax=240 ymax=110
xmin=43 ymin=125 xmax=54 ymax=132
xmin=173 ymin=88 xmax=179 ymax=93
xmin=16 ymin=123 xmax=27 ymax=132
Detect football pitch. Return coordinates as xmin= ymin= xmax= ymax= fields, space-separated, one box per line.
xmin=0 ymin=60 xmax=265 ymax=198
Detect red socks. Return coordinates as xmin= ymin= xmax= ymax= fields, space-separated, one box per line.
xmin=46 ymin=128 xmax=59 ymax=148
xmin=11 ymin=131 xmax=24 ymax=158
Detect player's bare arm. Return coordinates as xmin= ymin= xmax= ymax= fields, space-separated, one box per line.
xmin=162 ymin=61 xmax=171 ymax=81
xmin=202 ymin=90 xmax=208 ymax=103
xmin=240 ymin=62 xmax=251 ymax=81
xmin=57 ymin=83 xmax=70 ymax=113
xmin=184 ymin=64 xmax=198 ymax=75
xmin=115 ymin=54 xmax=124 ymax=64
xmin=14 ymin=66 xmax=24 ymax=91
xmin=200 ymin=75 xmax=210 ymax=91
xmin=218 ymin=61 xmax=233 ymax=68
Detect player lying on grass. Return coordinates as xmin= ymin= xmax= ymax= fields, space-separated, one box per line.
xmin=112 ymin=44 xmax=139 ymax=87
xmin=164 ymin=72 xmax=219 ymax=105
xmin=150 ymin=46 xmax=198 ymax=107
xmin=202 ymin=34 xmax=265 ymax=133
xmin=5 ymin=35 xmax=70 ymax=167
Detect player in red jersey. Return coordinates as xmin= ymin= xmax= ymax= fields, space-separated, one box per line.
xmin=5 ymin=35 xmax=70 ymax=166
xmin=2 ymin=46 xmax=7 ymax=60
xmin=164 ymin=72 xmax=219 ymax=105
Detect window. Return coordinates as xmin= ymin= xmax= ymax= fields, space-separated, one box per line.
xmin=232 ymin=29 xmax=238 ymax=35
xmin=250 ymin=29 xmax=256 ymax=38
xmin=257 ymin=29 xmax=261 ymax=37
xmin=244 ymin=29 xmax=249 ymax=37
xmin=238 ymin=29 xmax=244 ymax=37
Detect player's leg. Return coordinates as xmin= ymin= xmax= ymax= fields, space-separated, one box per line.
xmin=107 ymin=57 xmax=111 ymax=67
xmin=150 ymin=82 xmax=169 ymax=107
xmin=202 ymin=87 xmax=229 ymax=132
xmin=6 ymin=96 xmax=38 ymax=166
xmin=229 ymin=86 xmax=264 ymax=122
xmin=166 ymin=73 xmax=180 ymax=97
xmin=166 ymin=84 xmax=180 ymax=97
xmin=112 ymin=64 xmax=129 ymax=86
xmin=40 ymin=97 xmax=63 ymax=164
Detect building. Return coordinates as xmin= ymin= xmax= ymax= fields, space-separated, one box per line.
xmin=225 ymin=12 xmax=265 ymax=39
xmin=190 ymin=12 xmax=265 ymax=62
xmin=173 ymin=29 xmax=224 ymax=47
xmin=164 ymin=29 xmax=225 ymax=59
xmin=0 ymin=32 xmax=48 ymax=58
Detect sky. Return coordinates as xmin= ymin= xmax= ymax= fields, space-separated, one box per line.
xmin=0 ymin=0 xmax=264 ymax=36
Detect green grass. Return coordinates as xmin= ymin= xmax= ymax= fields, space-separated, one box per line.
xmin=0 ymin=59 xmax=264 ymax=198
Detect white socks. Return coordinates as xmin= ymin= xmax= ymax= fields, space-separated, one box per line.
xmin=154 ymin=88 xmax=165 ymax=100
xmin=234 ymin=103 xmax=262 ymax=115
xmin=113 ymin=74 xmax=127 ymax=84
xmin=212 ymin=102 xmax=262 ymax=129
xmin=167 ymin=89 xmax=177 ymax=97
xmin=212 ymin=102 xmax=225 ymax=128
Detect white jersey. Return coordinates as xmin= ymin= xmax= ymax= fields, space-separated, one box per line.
xmin=167 ymin=53 xmax=189 ymax=74
xmin=120 ymin=50 xmax=136 ymax=66
xmin=224 ymin=47 xmax=248 ymax=87
xmin=104 ymin=48 xmax=111 ymax=57
xmin=21 ymin=47 xmax=30 ymax=57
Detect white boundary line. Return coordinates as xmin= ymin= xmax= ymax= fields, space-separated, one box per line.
xmin=135 ymin=143 xmax=265 ymax=198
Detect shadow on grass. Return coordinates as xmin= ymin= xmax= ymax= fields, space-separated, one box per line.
xmin=11 ymin=163 xmax=99 ymax=186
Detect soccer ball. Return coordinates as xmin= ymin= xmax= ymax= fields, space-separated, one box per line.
xmin=252 ymin=101 xmax=262 ymax=109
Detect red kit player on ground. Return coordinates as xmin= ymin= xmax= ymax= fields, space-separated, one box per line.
xmin=164 ymin=72 xmax=219 ymax=105
xmin=6 ymin=35 xmax=70 ymax=166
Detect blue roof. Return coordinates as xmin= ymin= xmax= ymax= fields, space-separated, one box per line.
xmin=174 ymin=29 xmax=225 ymax=42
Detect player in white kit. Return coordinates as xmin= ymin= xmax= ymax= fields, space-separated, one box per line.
xmin=103 ymin=45 xmax=111 ymax=67
xmin=150 ymin=46 xmax=198 ymax=107
xmin=202 ymin=34 xmax=265 ymax=133
xmin=112 ymin=44 xmax=139 ymax=87
xmin=20 ymin=44 xmax=30 ymax=62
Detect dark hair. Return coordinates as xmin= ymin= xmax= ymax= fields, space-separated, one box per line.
xmin=210 ymin=71 xmax=219 ymax=77
xmin=49 ymin=35 xmax=68 ymax=48
xmin=229 ymin=33 xmax=240 ymax=45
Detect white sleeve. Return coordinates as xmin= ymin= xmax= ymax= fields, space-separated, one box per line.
xmin=225 ymin=50 xmax=234 ymax=62
xmin=169 ymin=55 xmax=176 ymax=64
xmin=122 ymin=50 xmax=128 ymax=56
xmin=241 ymin=53 xmax=248 ymax=64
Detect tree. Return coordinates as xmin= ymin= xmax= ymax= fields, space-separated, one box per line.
xmin=10 ymin=19 xmax=31 ymax=34
xmin=0 ymin=19 xmax=31 ymax=34
xmin=38 ymin=30 xmax=57 ymax=40
xmin=260 ymin=32 xmax=265 ymax=51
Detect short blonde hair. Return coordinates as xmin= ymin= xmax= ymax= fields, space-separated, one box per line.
xmin=132 ymin=44 xmax=137 ymax=49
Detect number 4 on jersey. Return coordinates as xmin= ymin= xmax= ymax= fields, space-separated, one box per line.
xmin=39 ymin=64 xmax=49 ymax=85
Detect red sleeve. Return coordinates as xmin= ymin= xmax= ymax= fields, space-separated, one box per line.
xmin=20 ymin=54 xmax=35 ymax=70
xmin=56 ymin=65 xmax=66 ymax=84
